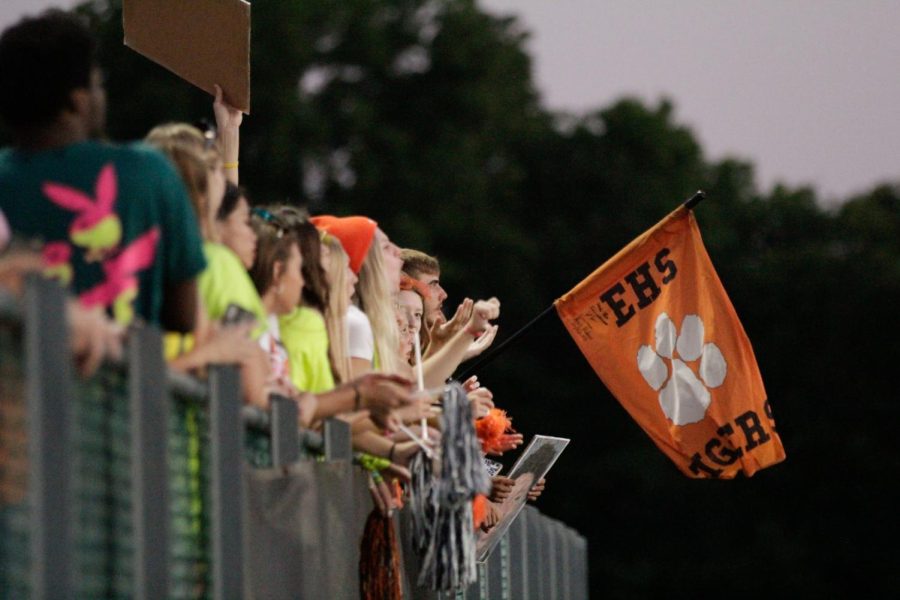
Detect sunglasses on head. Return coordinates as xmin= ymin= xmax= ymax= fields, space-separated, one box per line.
xmin=251 ymin=207 xmax=288 ymax=238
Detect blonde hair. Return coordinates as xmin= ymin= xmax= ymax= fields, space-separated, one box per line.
xmin=146 ymin=124 xmax=221 ymax=242
xmin=145 ymin=122 xmax=210 ymax=151
xmin=357 ymin=238 xmax=400 ymax=374
xmin=322 ymin=234 xmax=351 ymax=383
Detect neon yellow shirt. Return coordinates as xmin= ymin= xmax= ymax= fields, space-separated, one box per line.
xmin=165 ymin=242 xmax=267 ymax=360
xmin=199 ymin=242 xmax=267 ymax=337
xmin=279 ymin=306 xmax=335 ymax=393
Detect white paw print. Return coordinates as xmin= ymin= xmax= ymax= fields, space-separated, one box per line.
xmin=637 ymin=313 xmax=727 ymax=426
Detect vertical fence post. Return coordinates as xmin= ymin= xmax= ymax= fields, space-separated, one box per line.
xmin=269 ymin=395 xmax=299 ymax=467
xmin=507 ymin=506 xmax=528 ymax=599
xmin=574 ymin=533 xmax=589 ymax=600
xmin=556 ymin=522 xmax=571 ymax=599
xmin=476 ymin=561 xmax=489 ymax=599
xmin=486 ymin=534 xmax=509 ymax=600
xmin=566 ymin=529 xmax=588 ymax=600
xmin=208 ymin=365 xmax=244 ymax=599
xmin=542 ymin=516 xmax=557 ymax=600
xmin=25 ymin=277 xmax=73 ymax=598
xmin=463 ymin=562 xmax=483 ymax=599
xmin=323 ymin=417 xmax=351 ymax=461
xmin=129 ymin=325 xmax=169 ymax=599
xmin=525 ymin=507 xmax=543 ymax=597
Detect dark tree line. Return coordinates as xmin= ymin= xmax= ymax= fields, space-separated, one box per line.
xmin=3 ymin=0 xmax=896 ymax=595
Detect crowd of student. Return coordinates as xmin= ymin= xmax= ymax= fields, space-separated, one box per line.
xmin=0 ymin=9 xmax=544 ymax=540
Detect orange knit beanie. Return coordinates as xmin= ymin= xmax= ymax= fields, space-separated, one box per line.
xmin=310 ymin=215 xmax=377 ymax=274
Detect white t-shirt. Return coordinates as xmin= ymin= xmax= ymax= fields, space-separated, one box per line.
xmin=346 ymin=304 xmax=375 ymax=361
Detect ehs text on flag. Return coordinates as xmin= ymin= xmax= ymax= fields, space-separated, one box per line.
xmin=555 ymin=205 xmax=785 ymax=478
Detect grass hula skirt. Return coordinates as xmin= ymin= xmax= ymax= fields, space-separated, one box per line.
xmin=408 ymin=383 xmax=492 ymax=591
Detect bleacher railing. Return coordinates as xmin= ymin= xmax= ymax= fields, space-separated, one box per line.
xmin=0 ymin=278 xmax=587 ymax=599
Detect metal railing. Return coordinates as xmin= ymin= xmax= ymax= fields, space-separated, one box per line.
xmin=0 ymin=278 xmax=588 ymax=599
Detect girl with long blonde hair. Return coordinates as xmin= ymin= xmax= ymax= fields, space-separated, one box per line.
xmin=310 ymin=216 xmax=403 ymax=377
xmin=355 ymin=228 xmax=402 ymax=375
xmin=321 ymin=233 xmax=355 ymax=384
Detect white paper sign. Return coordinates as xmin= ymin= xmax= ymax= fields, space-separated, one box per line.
xmin=475 ymin=435 xmax=569 ymax=562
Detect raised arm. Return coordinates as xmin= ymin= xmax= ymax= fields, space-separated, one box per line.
xmin=421 ymin=297 xmax=500 ymax=387
xmin=213 ymin=84 xmax=242 ymax=185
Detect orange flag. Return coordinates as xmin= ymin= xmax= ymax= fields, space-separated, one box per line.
xmin=555 ymin=205 xmax=785 ymax=478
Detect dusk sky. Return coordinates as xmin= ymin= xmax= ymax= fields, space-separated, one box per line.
xmin=4 ymin=0 xmax=898 ymax=204
xmin=482 ymin=0 xmax=900 ymax=204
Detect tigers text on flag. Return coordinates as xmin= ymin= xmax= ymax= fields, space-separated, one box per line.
xmin=555 ymin=205 xmax=785 ymax=478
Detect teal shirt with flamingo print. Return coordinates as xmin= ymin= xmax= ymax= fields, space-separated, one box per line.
xmin=0 ymin=140 xmax=206 ymax=326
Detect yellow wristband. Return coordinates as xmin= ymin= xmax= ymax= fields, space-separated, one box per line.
xmin=223 ymin=161 xmax=239 ymax=169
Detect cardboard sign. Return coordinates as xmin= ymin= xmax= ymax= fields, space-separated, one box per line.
xmin=123 ymin=0 xmax=251 ymax=113
xmin=475 ymin=435 xmax=569 ymax=562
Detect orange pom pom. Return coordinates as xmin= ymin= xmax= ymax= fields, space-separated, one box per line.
xmin=475 ymin=408 xmax=515 ymax=454
xmin=392 ymin=478 xmax=404 ymax=509
xmin=472 ymin=494 xmax=488 ymax=528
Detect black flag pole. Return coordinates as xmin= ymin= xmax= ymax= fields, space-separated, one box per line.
xmin=683 ymin=189 xmax=705 ymax=210
xmin=454 ymin=303 xmax=556 ymax=381
xmin=453 ymin=190 xmax=706 ymax=381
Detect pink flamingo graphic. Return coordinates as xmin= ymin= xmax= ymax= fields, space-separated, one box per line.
xmin=42 ymin=163 xmax=123 ymax=262
xmin=79 ymin=227 xmax=160 ymax=325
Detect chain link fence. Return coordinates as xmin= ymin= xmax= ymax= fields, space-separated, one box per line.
xmin=0 ymin=279 xmax=587 ymax=599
